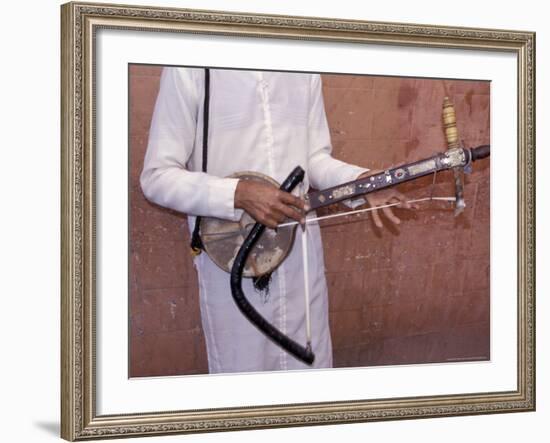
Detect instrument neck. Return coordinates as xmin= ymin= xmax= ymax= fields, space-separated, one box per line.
xmin=305 ymin=148 xmax=472 ymax=211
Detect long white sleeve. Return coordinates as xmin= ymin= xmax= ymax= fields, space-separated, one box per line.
xmin=307 ymin=75 xmax=368 ymax=190
xmin=140 ymin=68 xmax=239 ymax=219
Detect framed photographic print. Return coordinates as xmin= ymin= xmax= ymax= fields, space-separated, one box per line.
xmin=61 ymin=1 xmax=535 ymax=440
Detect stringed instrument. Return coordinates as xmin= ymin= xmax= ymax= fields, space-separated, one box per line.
xmin=200 ymin=142 xmax=490 ymax=277
xmin=206 ymin=97 xmax=491 ymax=365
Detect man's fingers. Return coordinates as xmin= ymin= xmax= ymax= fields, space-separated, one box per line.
xmin=278 ymin=191 xmax=305 ymax=210
xmin=271 ymin=206 xmax=289 ymax=224
xmin=260 ymin=214 xmax=280 ymax=229
xmin=371 ymin=209 xmax=383 ymax=229
xmin=382 ymin=206 xmax=401 ymax=225
xmin=274 ymin=202 xmax=304 ymax=223
xmin=385 ymin=191 xmax=410 ymax=209
xmin=395 ymin=197 xmax=419 ymax=210
xmin=396 ymin=198 xmax=411 ymax=209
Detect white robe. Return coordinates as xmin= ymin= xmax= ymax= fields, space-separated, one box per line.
xmin=141 ymin=68 xmax=367 ymax=373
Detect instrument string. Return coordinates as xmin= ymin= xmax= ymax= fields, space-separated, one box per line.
xmin=200 ymin=196 xmax=456 ymax=240
xmin=278 ymin=196 xmax=456 ymax=228
xmin=429 ymin=170 xmax=438 ymax=201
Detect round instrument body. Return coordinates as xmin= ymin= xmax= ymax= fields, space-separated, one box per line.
xmin=200 ymin=172 xmax=297 ymax=278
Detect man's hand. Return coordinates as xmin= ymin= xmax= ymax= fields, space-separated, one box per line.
xmin=358 ymin=172 xmax=413 ymax=229
xmin=234 ymin=179 xmax=305 ymax=229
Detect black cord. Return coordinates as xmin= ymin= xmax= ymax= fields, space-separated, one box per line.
xmin=190 ymin=68 xmax=210 ymax=254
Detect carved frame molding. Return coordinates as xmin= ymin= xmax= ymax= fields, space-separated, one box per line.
xmin=61 ymin=2 xmax=535 ymax=440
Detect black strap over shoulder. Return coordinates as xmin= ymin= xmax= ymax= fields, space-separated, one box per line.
xmin=190 ymin=68 xmax=210 ymax=255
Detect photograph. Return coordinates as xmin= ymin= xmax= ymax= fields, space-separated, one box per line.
xmin=60 ymin=2 xmax=535 ymax=440
xmin=129 ymin=65 xmax=490 ymax=377
xmin=3 ymin=0 xmax=547 ymax=441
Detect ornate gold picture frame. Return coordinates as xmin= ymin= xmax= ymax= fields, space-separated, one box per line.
xmin=61 ymin=1 xmax=535 ymax=440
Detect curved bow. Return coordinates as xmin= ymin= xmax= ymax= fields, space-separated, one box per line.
xmin=230 ymin=166 xmax=315 ymax=365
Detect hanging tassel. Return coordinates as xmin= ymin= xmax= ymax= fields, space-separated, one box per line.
xmin=253 ymin=272 xmax=272 ymax=303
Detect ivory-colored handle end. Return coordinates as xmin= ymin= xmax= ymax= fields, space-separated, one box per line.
xmin=442 ymin=96 xmax=459 ymax=148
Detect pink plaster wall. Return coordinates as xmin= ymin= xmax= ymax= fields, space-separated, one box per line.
xmin=129 ymin=65 xmax=490 ymax=377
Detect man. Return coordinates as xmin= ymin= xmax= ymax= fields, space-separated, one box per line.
xmin=141 ymin=67 xmax=408 ymax=374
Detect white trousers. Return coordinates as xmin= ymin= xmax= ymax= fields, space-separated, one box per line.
xmin=194 ymin=222 xmax=333 ymax=374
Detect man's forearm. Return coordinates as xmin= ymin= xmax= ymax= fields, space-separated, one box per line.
xmin=140 ymin=166 xmax=240 ymax=220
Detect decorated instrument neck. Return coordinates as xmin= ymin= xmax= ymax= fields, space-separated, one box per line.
xmin=305 ymin=145 xmax=486 ymax=212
